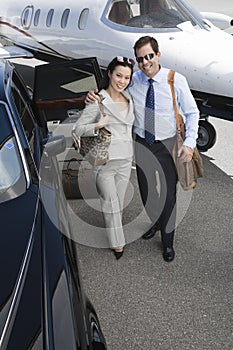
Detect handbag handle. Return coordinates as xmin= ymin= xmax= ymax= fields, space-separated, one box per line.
xmin=98 ymin=93 xmax=105 ymax=117
xmin=71 ymin=93 xmax=110 ymax=151
xmin=97 ymin=94 xmax=111 ymax=134
xmin=167 ymin=70 xmax=182 ymax=133
xmin=72 ymin=127 xmax=81 ymax=150
xmin=71 ymin=96 xmax=105 ymax=150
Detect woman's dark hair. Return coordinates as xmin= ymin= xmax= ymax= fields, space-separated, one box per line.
xmin=99 ymin=56 xmax=134 ymax=90
xmin=133 ymin=36 xmax=159 ymax=57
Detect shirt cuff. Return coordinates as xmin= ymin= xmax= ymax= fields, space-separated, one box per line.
xmin=183 ymin=137 xmax=196 ymax=150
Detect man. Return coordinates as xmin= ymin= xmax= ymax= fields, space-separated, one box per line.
xmin=86 ymin=36 xmax=199 ymax=262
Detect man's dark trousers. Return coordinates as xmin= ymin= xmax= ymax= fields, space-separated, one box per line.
xmin=135 ymin=135 xmax=178 ymax=248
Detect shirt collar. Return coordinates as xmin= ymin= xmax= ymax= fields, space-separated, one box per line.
xmin=140 ymin=65 xmax=164 ymax=84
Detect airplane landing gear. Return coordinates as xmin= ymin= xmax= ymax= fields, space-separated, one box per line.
xmin=197 ymin=119 xmax=216 ymax=152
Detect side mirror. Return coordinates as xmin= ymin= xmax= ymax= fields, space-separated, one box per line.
xmin=43 ymin=135 xmax=66 ymax=157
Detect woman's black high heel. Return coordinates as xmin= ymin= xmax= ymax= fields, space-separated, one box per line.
xmin=113 ymin=250 xmax=124 ymax=260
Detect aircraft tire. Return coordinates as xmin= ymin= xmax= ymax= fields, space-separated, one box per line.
xmin=197 ymin=120 xmax=216 ymax=152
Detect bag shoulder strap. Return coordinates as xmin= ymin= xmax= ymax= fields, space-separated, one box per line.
xmin=167 ymin=69 xmax=182 ymax=132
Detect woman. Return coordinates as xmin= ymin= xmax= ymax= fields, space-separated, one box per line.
xmin=73 ymin=56 xmax=135 ymax=259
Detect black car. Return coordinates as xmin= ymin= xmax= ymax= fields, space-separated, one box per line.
xmin=0 ymin=58 xmax=107 ymax=349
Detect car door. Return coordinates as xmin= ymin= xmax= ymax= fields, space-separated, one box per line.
xmin=33 ymin=57 xmax=103 ymax=124
xmin=32 ymin=58 xmax=107 ymax=349
xmin=33 ymin=57 xmax=104 ymax=186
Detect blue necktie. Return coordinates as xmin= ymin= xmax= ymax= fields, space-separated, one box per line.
xmin=145 ymin=78 xmax=155 ymax=145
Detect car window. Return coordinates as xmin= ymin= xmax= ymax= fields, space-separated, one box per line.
xmin=11 ymin=72 xmax=37 ymax=157
xmin=33 ymin=57 xmax=103 ymax=122
xmin=7 ymin=72 xmax=40 ymax=182
xmin=0 ymin=104 xmax=27 ymax=203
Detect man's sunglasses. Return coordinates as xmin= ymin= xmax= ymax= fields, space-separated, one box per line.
xmin=136 ymin=53 xmax=155 ymax=63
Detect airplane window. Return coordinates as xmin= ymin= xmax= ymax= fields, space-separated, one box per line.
xmin=106 ymin=0 xmax=202 ymax=30
xmin=108 ymin=1 xmax=132 ymax=25
xmin=22 ymin=9 xmax=29 ymax=26
xmin=21 ymin=5 xmax=34 ymax=29
xmin=46 ymin=9 xmax=54 ymax=27
xmin=78 ymin=8 xmax=89 ymax=30
xmin=34 ymin=9 xmax=41 ymax=27
xmin=61 ymin=9 xmax=70 ymax=29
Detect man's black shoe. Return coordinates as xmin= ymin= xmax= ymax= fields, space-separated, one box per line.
xmin=163 ymin=247 xmax=175 ymax=262
xmin=142 ymin=223 xmax=160 ymax=240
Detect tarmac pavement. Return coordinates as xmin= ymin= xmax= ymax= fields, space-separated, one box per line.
xmin=72 ymin=152 xmax=233 ymax=350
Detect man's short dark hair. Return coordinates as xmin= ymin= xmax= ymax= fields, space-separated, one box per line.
xmin=133 ymin=36 xmax=159 ymax=57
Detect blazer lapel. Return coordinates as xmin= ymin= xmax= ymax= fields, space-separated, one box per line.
xmin=100 ymin=90 xmax=119 ymax=118
xmin=100 ymin=90 xmax=132 ymax=121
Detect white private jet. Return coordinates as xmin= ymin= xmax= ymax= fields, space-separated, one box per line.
xmin=1 ymin=0 xmax=233 ymax=151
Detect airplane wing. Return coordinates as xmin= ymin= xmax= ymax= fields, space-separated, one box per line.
xmin=0 ymin=45 xmax=34 ymax=59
